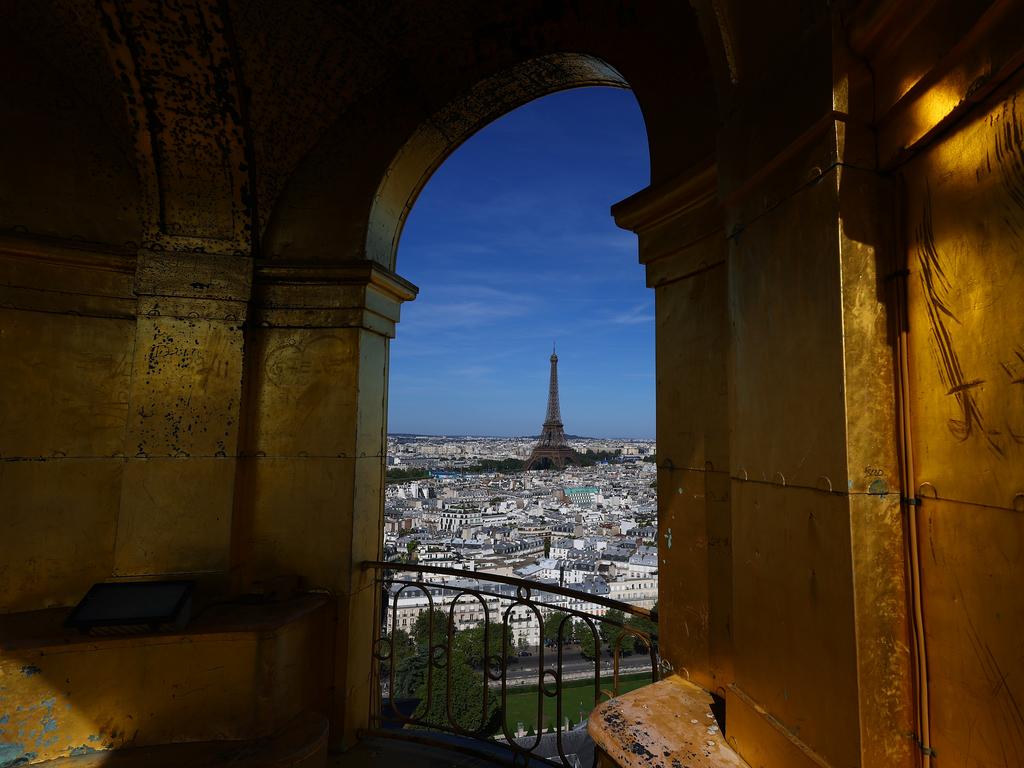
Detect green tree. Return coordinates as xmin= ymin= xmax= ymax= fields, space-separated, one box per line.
xmin=393 ymin=609 xmax=452 ymax=699
xmin=623 ymin=614 xmax=658 ymax=655
xmin=601 ymin=608 xmax=627 ymax=653
xmin=412 ymin=655 xmax=501 ymax=735
xmin=394 ymin=646 xmax=427 ymax=698
xmin=380 ymin=627 xmax=414 ymax=679
xmin=407 ymin=618 xmax=502 ymax=737
xmin=542 ymin=611 xmax=570 ymax=645
xmin=412 ymin=607 xmax=449 ymax=648
xmin=386 ymin=467 xmax=431 ymax=482
xmin=577 ymin=449 xmax=622 ymax=466
xmin=577 ymin=618 xmax=600 ymax=660
xmin=452 ymin=458 xmax=526 ymax=474
xmin=455 ymin=621 xmax=512 ymax=669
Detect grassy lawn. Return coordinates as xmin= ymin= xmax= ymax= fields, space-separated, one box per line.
xmin=502 ymin=672 xmax=651 ymax=734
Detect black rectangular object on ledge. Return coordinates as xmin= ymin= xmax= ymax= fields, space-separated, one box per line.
xmin=65 ymin=580 xmax=195 ymax=635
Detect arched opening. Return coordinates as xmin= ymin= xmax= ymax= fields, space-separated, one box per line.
xmin=366 ymin=54 xmax=630 ymax=270
xmin=246 ymin=15 xmax=726 ymax=749
xmin=11 ymin=4 xmax=1022 ymax=767
xmin=375 ymin=70 xmax=664 ymax=758
xmin=389 ymin=85 xmax=653 ymax=439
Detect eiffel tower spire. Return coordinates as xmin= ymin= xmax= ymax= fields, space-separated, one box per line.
xmin=525 ymin=345 xmax=580 ymax=470
xmin=545 ymin=344 xmax=563 ymax=426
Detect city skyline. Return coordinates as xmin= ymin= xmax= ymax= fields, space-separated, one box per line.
xmin=388 ymin=87 xmax=655 ymax=439
xmin=387 ymin=431 xmax=650 ymax=440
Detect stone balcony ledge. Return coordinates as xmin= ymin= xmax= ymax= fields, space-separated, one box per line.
xmin=588 ymin=676 xmax=748 ymax=768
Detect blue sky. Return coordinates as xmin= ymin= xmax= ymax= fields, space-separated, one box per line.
xmin=389 ymin=87 xmax=653 ymax=439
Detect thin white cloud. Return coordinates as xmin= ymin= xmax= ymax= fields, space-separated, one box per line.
xmin=609 ymin=301 xmax=654 ymax=325
xmin=448 ymin=365 xmax=496 ymax=379
xmin=403 ymin=300 xmax=527 ymax=329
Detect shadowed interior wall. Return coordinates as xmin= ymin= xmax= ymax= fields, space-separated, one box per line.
xmin=1 ymin=1 xmax=1023 ymax=767
xmin=901 ymin=72 xmax=1024 ymax=768
xmin=0 ymin=241 xmax=136 ymax=612
xmin=0 ymin=3 xmax=142 ymax=614
xmin=613 ymin=164 xmax=733 ymax=697
xmin=0 ymin=0 xmax=719 ymax=759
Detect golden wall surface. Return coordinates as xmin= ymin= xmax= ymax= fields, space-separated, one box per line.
xmin=615 ymin=4 xmax=1023 ymax=767
xmin=614 ymin=164 xmax=733 ymax=696
xmin=725 ymin=156 xmax=863 ymax=768
xmin=0 ymin=242 xmax=413 ymax=761
xmin=2 ymin=1 xmax=1023 ymax=766
xmin=0 ymin=241 xmax=136 ymax=613
xmin=902 ymin=72 xmax=1024 ymax=767
xmin=233 ymin=263 xmax=414 ymax=745
xmin=0 ymin=598 xmax=330 ymax=762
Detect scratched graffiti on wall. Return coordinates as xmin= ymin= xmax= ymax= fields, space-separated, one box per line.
xmin=133 ymin=318 xmax=241 ymax=457
xmin=907 ymin=81 xmax=1024 ymax=768
xmin=0 ymin=318 xmax=133 ymax=458
xmin=987 ymin=94 xmax=1024 ymax=240
xmin=913 ymin=90 xmax=1024 ymax=457
xmin=913 ymin=185 xmax=994 ymax=450
xmin=987 ymin=96 xmax=1024 ymax=450
xmin=261 ymin=333 xmax=356 ymax=447
xmin=265 ymin=334 xmax=350 ymax=389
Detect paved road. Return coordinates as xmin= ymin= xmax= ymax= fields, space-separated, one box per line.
xmin=501 ymin=646 xmax=652 ymax=685
xmin=379 ymin=645 xmax=653 ymax=697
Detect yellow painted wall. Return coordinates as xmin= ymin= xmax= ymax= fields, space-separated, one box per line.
xmin=0 ymin=248 xmax=135 ymax=613
xmin=902 ymin=73 xmax=1024 ymax=767
xmin=0 ymin=598 xmax=331 ymax=763
xmin=2 ymin=2 xmax=1023 ymax=766
xmin=654 ymin=261 xmax=732 ymax=693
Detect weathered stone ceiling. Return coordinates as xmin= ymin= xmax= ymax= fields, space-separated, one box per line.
xmin=1 ymin=1 xmax=142 ymax=246
xmin=2 ymin=1 xmax=721 ymax=262
xmin=255 ymin=0 xmax=718 ymax=263
xmin=96 ymin=0 xmax=252 ymax=255
xmin=7 ymin=0 xmax=136 ymax=162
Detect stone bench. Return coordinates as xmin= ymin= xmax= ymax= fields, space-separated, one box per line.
xmin=588 ymin=676 xmax=749 ymax=768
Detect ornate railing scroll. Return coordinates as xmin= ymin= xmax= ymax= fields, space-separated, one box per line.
xmin=364 ymin=561 xmax=659 ymax=767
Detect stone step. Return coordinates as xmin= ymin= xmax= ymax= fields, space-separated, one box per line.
xmin=589 ymin=676 xmax=749 ymax=768
xmin=32 ymin=713 xmax=328 ymax=768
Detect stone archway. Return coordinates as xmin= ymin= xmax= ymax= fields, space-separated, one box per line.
xmin=0 ymin=1 xmax=734 ymax=758
xmin=365 ymin=53 xmax=629 ymax=270
xmin=322 ymin=42 xmax=724 ymax=746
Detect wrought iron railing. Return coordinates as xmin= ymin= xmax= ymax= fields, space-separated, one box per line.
xmin=363 ymin=561 xmax=659 ymax=767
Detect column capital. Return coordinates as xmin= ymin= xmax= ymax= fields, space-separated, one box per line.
xmin=0 ymin=233 xmax=136 ymax=319
xmin=613 ymin=161 xmax=718 ymax=235
xmin=134 ymin=248 xmax=252 ymax=322
xmin=251 ymin=260 xmax=418 ymax=335
xmin=613 ymin=162 xmax=724 ymax=288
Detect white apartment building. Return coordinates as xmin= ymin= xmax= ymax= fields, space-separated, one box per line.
xmin=549 ymin=538 xmax=574 ymax=559
xmin=606 ymin=578 xmax=659 ymax=610
xmin=627 ymin=552 xmax=659 ymax=578
xmin=383 ymin=577 xmax=618 ymax=646
xmin=437 ymin=505 xmax=483 ymax=533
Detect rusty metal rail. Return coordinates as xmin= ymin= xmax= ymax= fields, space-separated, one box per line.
xmin=363 ymin=561 xmax=659 ymax=767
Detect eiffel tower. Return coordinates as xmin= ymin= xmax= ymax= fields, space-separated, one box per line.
xmin=524 ymin=346 xmax=581 ymax=470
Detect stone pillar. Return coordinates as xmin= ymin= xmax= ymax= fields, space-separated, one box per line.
xmin=114 ymin=250 xmax=251 ymax=580
xmin=613 ymin=165 xmax=733 ymax=695
xmin=716 ymin=12 xmax=914 ymax=768
xmin=0 ymin=236 xmax=137 ymax=612
xmin=234 ymin=261 xmax=416 ymax=748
